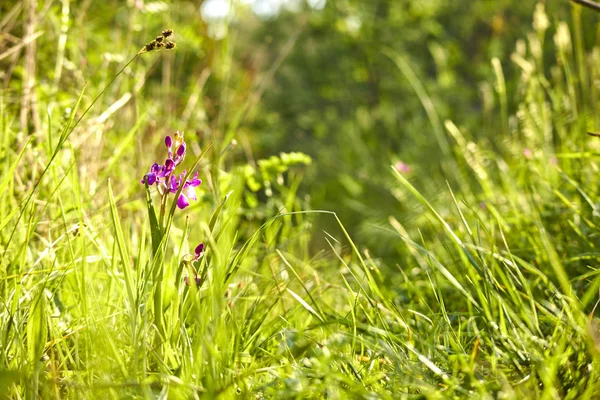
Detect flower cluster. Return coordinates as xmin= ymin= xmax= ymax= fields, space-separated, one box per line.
xmin=141 ymin=131 xmax=202 ymax=209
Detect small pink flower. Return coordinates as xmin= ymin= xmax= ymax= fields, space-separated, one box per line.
xmin=523 ymin=148 xmax=532 ymax=159
xmin=394 ymin=161 xmax=412 ymax=174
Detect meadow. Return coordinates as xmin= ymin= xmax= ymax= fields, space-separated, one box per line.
xmin=2 ymin=0 xmax=600 ymax=398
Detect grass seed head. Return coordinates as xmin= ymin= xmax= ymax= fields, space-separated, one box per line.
xmin=145 ymin=41 xmax=156 ymax=52
xmin=140 ymin=29 xmax=176 ymax=54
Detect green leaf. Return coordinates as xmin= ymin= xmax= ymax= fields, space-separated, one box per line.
xmin=208 ymin=190 xmax=233 ymax=233
xmin=145 ymin=185 xmax=162 ymax=256
xmin=27 ymin=291 xmax=47 ymax=367
xmin=0 ymin=137 xmax=31 ymax=196
xmin=108 ymin=179 xmax=135 ymax=309
xmin=286 ymin=288 xmax=324 ymax=323
xmin=0 ymin=138 xmax=32 ymax=232
xmin=0 ymin=369 xmax=22 ymax=395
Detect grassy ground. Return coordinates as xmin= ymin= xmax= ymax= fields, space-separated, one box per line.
xmin=2 ymin=1 xmax=600 ymax=399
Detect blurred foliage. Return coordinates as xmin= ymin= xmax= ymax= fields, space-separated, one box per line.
xmin=2 ymin=0 xmax=599 ymax=263
xmin=235 ymin=0 xmax=599 ymax=259
xmin=3 ymin=0 xmax=596 ymax=261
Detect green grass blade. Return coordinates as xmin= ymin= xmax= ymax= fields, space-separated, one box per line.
xmin=107 ymin=179 xmax=136 ymax=310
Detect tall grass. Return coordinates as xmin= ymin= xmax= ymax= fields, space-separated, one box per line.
xmin=1 ymin=1 xmax=600 ymax=398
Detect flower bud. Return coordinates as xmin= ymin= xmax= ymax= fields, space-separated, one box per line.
xmin=177 ymin=143 xmax=186 ymax=157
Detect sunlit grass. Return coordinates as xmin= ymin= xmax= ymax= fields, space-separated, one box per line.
xmin=2 ymin=1 xmax=600 ymax=398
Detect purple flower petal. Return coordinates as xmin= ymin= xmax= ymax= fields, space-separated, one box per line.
xmin=177 ymin=193 xmax=190 ymax=209
xmin=161 ymin=159 xmax=174 ymax=176
xmin=166 ymin=137 xmax=174 ymax=159
xmin=186 ymin=171 xmax=202 ymax=187
xmin=194 ymin=243 xmax=205 ymax=259
xmin=183 ymin=185 xmax=197 ymax=202
xmin=169 ymin=175 xmax=178 ymax=192
xmin=146 ymin=174 xmax=157 ymax=185
xmin=141 ymin=163 xmax=161 ymax=185
xmin=177 ymin=143 xmax=186 ymax=157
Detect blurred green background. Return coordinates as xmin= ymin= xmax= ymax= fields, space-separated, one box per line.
xmin=3 ymin=0 xmax=591 ymax=261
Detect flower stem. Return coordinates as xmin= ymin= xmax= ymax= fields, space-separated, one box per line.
xmin=159 ymin=189 xmax=168 ymax=231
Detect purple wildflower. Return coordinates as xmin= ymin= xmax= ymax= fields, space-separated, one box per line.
xmin=141 ymin=163 xmax=161 ymax=185
xmin=394 ymin=161 xmax=412 ymax=174
xmin=141 ymin=131 xmax=202 ymax=209
xmin=141 ymin=160 xmax=174 ymax=188
xmin=169 ymin=171 xmax=202 ymax=209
